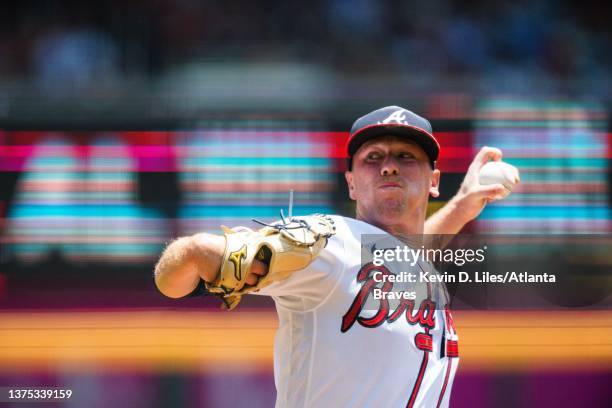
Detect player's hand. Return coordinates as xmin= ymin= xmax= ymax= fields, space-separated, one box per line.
xmin=246 ymin=259 xmax=269 ymax=286
xmin=452 ymin=146 xmax=519 ymax=221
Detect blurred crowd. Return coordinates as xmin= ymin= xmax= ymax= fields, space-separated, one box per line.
xmin=0 ymin=0 xmax=609 ymax=94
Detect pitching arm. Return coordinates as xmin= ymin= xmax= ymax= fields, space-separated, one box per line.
xmin=154 ymin=232 xmax=267 ymax=299
xmin=424 ymin=146 xmax=514 ymax=235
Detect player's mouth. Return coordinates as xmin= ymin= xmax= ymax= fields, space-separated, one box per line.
xmin=378 ymin=181 xmax=402 ymax=189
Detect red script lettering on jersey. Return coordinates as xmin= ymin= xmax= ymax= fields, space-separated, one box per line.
xmin=341 ymin=263 xmax=436 ymax=333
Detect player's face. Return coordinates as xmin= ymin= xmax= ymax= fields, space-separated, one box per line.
xmin=345 ymin=136 xmax=440 ymax=231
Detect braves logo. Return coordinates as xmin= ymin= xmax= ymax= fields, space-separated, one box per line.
xmin=377 ymin=109 xmax=408 ymax=125
xmin=341 ymin=263 xmax=436 ymax=333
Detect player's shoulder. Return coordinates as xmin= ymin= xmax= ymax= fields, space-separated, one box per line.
xmin=285 ymin=214 xmax=347 ymax=246
xmin=291 ymin=214 xmax=382 ymax=228
xmin=328 ymin=215 xmax=387 ymax=235
xmin=291 ymin=214 xmax=349 ymax=231
xmin=293 ymin=214 xmax=386 ymax=241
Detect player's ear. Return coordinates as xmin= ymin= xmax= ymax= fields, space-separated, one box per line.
xmin=429 ymin=168 xmax=440 ymax=198
xmin=345 ymin=171 xmax=357 ymax=201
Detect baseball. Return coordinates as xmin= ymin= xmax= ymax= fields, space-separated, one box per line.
xmin=479 ymin=161 xmax=520 ymax=192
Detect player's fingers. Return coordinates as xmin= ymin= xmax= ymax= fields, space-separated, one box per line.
xmin=251 ymin=259 xmax=268 ymax=275
xmin=477 ymin=184 xmax=509 ymax=201
xmin=472 ymin=146 xmax=503 ymax=170
xmin=245 ymin=259 xmax=269 ymax=286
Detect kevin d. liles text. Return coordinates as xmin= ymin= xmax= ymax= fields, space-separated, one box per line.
xmin=452 ymin=271 xmax=556 ymax=283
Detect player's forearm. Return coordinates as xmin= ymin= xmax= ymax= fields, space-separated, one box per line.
xmin=154 ymin=233 xmax=225 ymax=298
xmin=424 ymin=196 xmax=472 ymax=235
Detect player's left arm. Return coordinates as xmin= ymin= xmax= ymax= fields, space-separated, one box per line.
xmin=424 ymin=146 xmax=516 ymax=234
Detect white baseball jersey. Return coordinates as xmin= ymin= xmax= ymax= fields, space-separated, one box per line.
xmin=254 ymin=215 xmax=459 ymax=408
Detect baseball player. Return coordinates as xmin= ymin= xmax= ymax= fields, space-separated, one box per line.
xmin=154 ymin=106 xmax=515 ymax=407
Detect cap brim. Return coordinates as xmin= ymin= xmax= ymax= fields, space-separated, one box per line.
xmin=348 ymin=123 xmax=440 ymax=163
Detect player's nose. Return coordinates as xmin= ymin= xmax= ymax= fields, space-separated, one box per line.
xmin=380 ymin=156 xmax=399 ymax=176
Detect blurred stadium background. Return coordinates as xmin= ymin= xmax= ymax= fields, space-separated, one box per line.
xmin=0 ymin=0 xmax=610 ymax=407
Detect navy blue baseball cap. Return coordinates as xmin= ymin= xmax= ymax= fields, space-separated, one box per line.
xmin=347 ymin=106 xmax=440 ymax=169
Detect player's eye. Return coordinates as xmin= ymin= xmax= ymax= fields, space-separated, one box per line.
xmin=366 ymin=152 xmax=382 ymax=160
xmin=398 ymin=152 xmax=416 ymax=160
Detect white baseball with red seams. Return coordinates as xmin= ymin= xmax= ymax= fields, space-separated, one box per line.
xmin=479 ymin=161 xmax=520 ymax=193
xmin=253 ymin=215 xmax=459 ymax=408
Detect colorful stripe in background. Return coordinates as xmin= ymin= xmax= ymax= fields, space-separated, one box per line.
xmin=474 ymin=99 xmax=611 ymax=233
xmin=0 ymin=129 xmax=340 ymax=263
xmin=2 ymin=135 xmax=170 ymax=263
xmin=0 ymin=310 xmax=609 ymax=373
xmin=174 ymin=130 xmax=337 ymax=235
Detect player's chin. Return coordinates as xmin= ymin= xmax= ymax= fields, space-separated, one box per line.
xmin=376 ymin=197 xmax=406 ymax=213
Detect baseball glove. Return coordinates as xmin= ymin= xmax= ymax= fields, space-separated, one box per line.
xmin=205 ymin=214 xmax=336 ymax=310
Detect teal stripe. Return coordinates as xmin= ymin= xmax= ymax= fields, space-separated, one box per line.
xmin=10 ymin=205 xmax=164 ymax=218
xmin=179 ymin=205 xmax=334 ymax=217
xmin=502 ymin=158 xmax=607 ymax=168
xmin=26 ymin=158 xmax=80 ymax=165
xmin=480 ymin=206 xmax=610 ymax=219
xmin=10 ymin=205 xmax=335 ymax=218
xmin=520 ymin=173 xmax=607 ymax=183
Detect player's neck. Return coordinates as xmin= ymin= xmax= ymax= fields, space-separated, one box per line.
xmin=356 ymin=209 xmax=425 ymax=236
xmin=380 ymin=221 xmax=424 ymax=237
